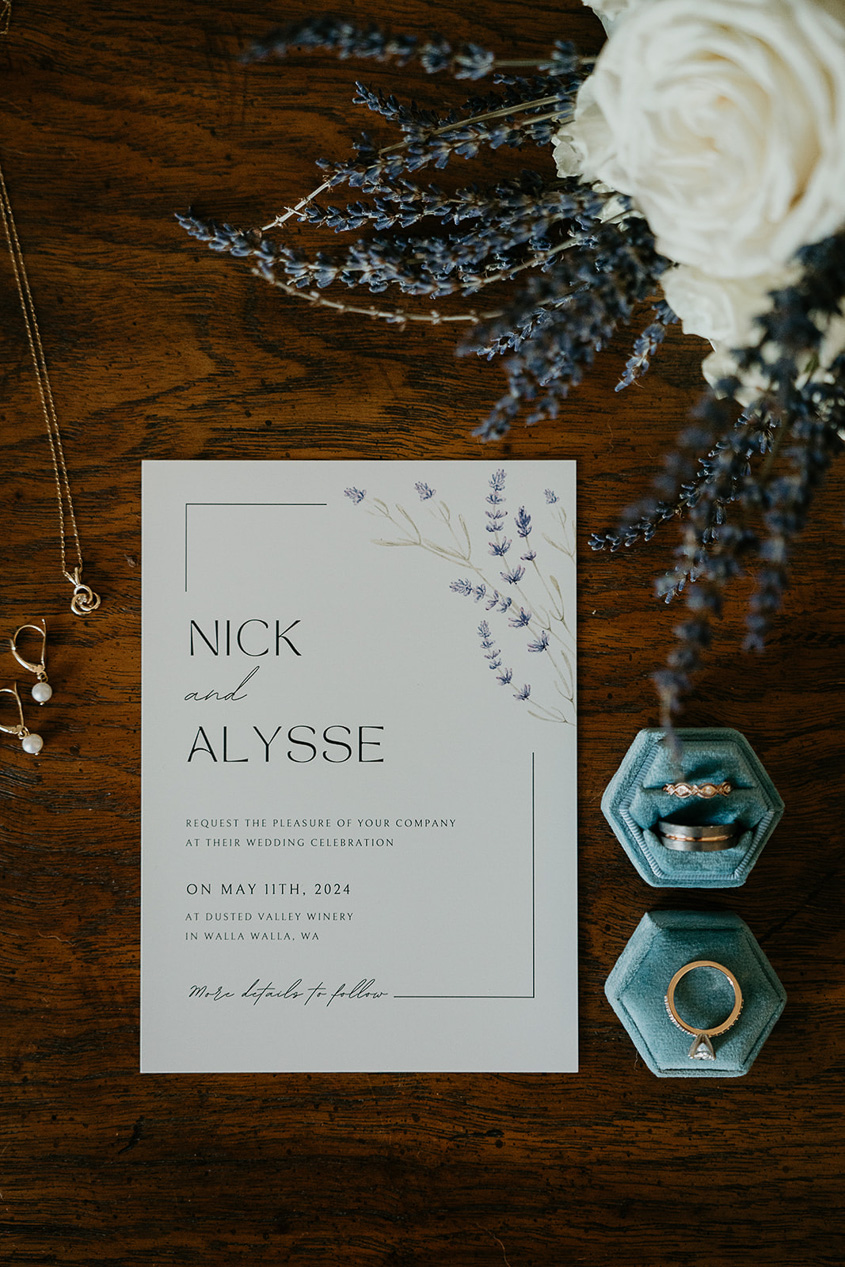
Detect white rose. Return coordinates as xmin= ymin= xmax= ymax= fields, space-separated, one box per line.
xmin=567 ymin=0 xmax=845 ymax=278
xmin=660 ymin=264 xmax=800 ymax=346
xmin=581 ymin=0 xmax=635 ymax=32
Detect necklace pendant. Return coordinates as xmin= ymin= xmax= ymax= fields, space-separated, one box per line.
xmin=70 ymin=584 xmax=102 ymax=616
xmin=67 ymin=567 xmax=102 ymax=616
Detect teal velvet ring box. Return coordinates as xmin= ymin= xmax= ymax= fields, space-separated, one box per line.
xmin=601 ymin=727 xmax=784 ymax=888
xmin=605 ymin=910 xmax=787 ymax=1078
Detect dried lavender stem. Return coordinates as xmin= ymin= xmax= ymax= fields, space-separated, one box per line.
xmin=379 ymin=92 xmax=566 ymax=151
xmin=255 ymin=268 xmax=506 ymax=325
xmin=255 ymin=236 xmax=587 ymax=332
xmin=262 ymin=178 xmax=335 ymax=232
xmin=262 ymin=94 xmax=569 ymax=232
xmin=493 ymin=57 xmax=594 ymax=70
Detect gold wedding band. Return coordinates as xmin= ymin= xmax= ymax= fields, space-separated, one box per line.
xmin=663 ymin=781 xmax=732 ymax=799
xmin=665 ymin=960 xmax=743 ymax=1060
xmin=655 ymin=819 xmax=739 ymax=852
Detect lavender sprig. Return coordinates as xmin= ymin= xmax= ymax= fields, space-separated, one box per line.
xmin=616 ymin=300 xmax=679 ymax=391
xmin=595 ymin=230 xmax=845 ymax=727
xmin=245 ymin=18 xmax=495 ymax=80
xmin=243 ymin=18 xmax=588 ymax=82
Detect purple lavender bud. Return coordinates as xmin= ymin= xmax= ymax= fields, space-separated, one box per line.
xmin=515 ymin=506 xmax=532 ymax=538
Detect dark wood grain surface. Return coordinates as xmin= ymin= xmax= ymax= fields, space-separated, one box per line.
xmin=1 ymin=2 xmax=844 ymax=1263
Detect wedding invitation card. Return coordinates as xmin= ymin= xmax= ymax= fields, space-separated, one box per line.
xmin=141 ymin=460 xmax=578 ymax=1072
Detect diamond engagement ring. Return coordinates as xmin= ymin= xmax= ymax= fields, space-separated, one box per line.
xmin=665 ymin=960 xmax=743 ymax=1061
xmin=663 ymin=781 xmax=732 ymax=799
xmin=655 ymin=819 xmax=739 ymax=852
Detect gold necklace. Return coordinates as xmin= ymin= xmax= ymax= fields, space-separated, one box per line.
xmin=0 ymin=155 xmax=101 ymax=616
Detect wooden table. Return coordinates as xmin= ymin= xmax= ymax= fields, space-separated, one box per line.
xmin=1 ymin=2 xmax=843 ymax=1262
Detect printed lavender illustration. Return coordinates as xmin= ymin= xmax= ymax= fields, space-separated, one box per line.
xmin=345 ymin=470 xmax=574 ymax=723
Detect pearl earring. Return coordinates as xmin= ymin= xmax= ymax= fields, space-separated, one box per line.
xmin=0 ymin=683 xmax=43 ymax=754
xmin=10 ymin=618 xmax=52 ymax=703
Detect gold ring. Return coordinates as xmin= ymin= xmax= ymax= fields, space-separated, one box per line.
xmin=663 ymin=781 xmax=732 ymax=799
xmin=665 ymin=960 xmax=743 ymax=1060
xmin=655 ymin=819 xmax=739 ymax=852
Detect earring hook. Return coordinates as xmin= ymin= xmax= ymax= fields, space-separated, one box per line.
xmin=10 ymin=619 xmax=53 ymax=703
xmin=0 ymin=682 xmax=43 ymax=753
xmin=0 ymin=682 xmax=25 ymax=735
xmin=10 ymin=618 xmax=47 ymax=679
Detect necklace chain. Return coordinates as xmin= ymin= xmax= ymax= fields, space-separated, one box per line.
xmin=0 ymin=155 xmax=101 ymax=615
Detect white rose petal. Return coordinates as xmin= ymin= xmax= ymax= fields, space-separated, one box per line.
xmin=582 ymin=0 xmax=635 ymax=33
xmin=661 ymin=264 xmax=800 ymax=346
xmin=551 ymin=132 xmax=583 ymax=179
xmin=701 ymin=345 xmax=765 ymax=406
xmin=568 ymin=0 xmax=845 ymax=277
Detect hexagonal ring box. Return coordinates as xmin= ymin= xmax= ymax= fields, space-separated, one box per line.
xmin=601 ymin=728 xmax=784 ymax=888
xmin=605 ymin=910 xmax=787 ymax=1077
